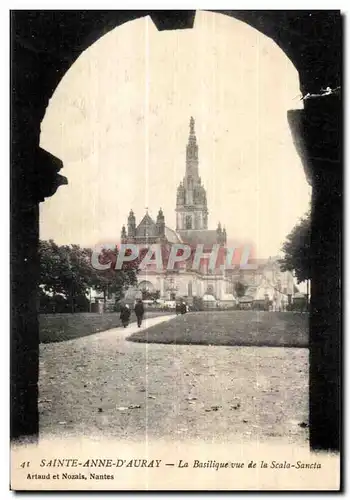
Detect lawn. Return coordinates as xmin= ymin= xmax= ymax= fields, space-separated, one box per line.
xmin=39 ymin=314 xmax=309 ymax=444
xmin=127 ymin=311 xmax=309 ymax=348
xmin=39 ymin=311 xmax=169 ymax=344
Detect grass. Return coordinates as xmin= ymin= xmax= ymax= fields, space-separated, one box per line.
xmin=39 ymin=311 xmax=169 ymax=344
xmin=127 ymin=311 xmax=309 ymax=348
xmin=39 ymin=321 xmax=309 ymax=444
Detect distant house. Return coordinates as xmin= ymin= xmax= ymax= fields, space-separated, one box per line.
xmin=237 ymin=260 xmax=296 ymax=311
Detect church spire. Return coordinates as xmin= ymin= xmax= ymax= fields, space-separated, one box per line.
xmin=189 ymin=116 xmax=196 ymax=139
xmin=127 ymin=209 xmax=136 ymax=238
xmin=156 ymin=208 xmax=165 ymax=238
xmin=186 ymin=116 xmax=199 ymax=179
xmin=121 ymin=225 xmax=127 ymax=243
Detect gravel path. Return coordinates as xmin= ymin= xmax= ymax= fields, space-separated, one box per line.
xmin=39 ymin=314 xmax=309 ymax=445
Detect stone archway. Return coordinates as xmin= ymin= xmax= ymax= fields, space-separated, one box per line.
xmin=11 ymin=10 xmax=341 ymax=451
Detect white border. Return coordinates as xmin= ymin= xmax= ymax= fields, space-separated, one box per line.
xmin=2 ymin=3 xmax=348 ymax=499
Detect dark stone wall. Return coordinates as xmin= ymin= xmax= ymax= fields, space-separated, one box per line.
xmin=306 ymin=97 xmax=342 ymax=451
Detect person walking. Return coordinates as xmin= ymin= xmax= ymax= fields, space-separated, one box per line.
xmin=134 ymin=299 xmax=145 ymax=328
xmin=120 ymin=304 xmax=131 ymax=328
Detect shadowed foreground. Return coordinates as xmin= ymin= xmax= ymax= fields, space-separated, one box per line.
xmin=127 ymin=311 xmax=309 ymax=348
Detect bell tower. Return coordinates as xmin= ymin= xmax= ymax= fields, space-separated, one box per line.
xmin=127 ymin=209 xmax=136 ymax=239
xmin=176 ymin=117 xmax=208 ymax=230
xmin=156 ymin=208 xmax=165 ymax=238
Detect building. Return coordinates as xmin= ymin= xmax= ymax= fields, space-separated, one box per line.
xmin=121 ymin=117 xmax=233 ymax=305
xmin=234 ymin=257 xmax=296 ymax=310
xmin=121 ymin=117 xmax=296 ymax=307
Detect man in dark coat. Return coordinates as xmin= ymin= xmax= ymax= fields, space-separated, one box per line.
xmin=180 ymin=301 xmax=187 ymax=315
xmin=120 ymin=304 xmax=131 ymax=328
xmin=134 ymin=299 xmax=145 ymax=328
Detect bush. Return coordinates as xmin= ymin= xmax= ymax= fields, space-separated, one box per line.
xmin=39 ymin=292 xmax=90 ymax=314
xmin=114 ymin=302 xmax=122 ymax=312
xmin=39 ymin=293 xmax=69 ymax=314
xmin=192 ymin=297 xmax=204 ymax=311
xmin=288 ymin=300 xmax=308 ymax=312
xmin=252 ymin=301 xmax=269 ymax=311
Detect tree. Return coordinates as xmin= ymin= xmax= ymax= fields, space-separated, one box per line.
xmin=279 ymin=211 xmax=311 ymax=283
xmin=39 ymin=240 xmax=97 ymax=313
xmin=234 ymin=281 xmax=247 ymax=298
xmin=86 ymin=246 xmax=138 ymax=302
xmin=39 ymin=240 xmax=138 ymax=313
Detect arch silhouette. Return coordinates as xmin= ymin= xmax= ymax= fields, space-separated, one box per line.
xmin=11 ymin=10 xmax=342 ymax=452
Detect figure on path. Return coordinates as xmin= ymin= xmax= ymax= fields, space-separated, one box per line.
xmin=120 ymin=304 xmax=131 ymax=328
xmin=134 ymin=299 xmax=145 ymax=328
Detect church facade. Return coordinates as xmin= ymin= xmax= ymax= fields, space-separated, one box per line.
xmin=121 ymin=117 xmax=234 ymax=304
xmin=120 ymin=117 xmax=297 ymax=308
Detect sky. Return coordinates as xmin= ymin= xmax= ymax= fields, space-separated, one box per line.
xmin=40 ymin=10 xmax=311 ymax=258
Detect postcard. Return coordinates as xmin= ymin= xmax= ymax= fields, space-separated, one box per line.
xmin=10 ymin=10 xmax=342 ymax=491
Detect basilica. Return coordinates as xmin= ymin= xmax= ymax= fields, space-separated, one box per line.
xmin=121 ymin=117 xmax=235 ymax=305
xmin=121 ymin=117 xmax=296 ymax=308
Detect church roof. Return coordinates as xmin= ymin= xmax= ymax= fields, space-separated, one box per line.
xmin=247 ymin=256 xmax=281 ymax=268
xmin=165 ymin=226 xmax=183 ymax=244
xmin=178 ymin=229 xmax=218 ymax=248
xmin=132 ymin=212 xmax=183 ymax=244
xmin=135 ymin=213 xmax=158 ymax=238
xmin=138 ymin=212 xmax=155 ymax=227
